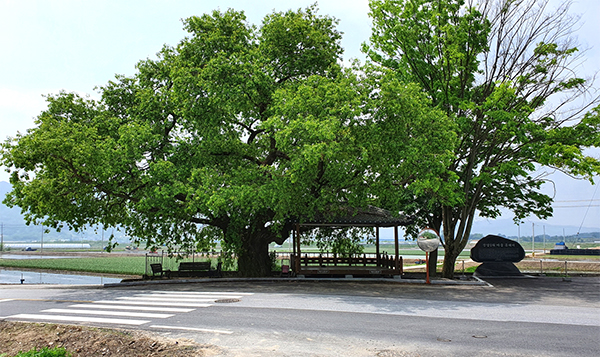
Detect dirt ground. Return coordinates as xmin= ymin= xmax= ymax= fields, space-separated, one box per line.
xmin=515 ymin=259 xmax=600 ymax=273
xmin=408 ymin=257 xmax=600 ymax=275
xmin=0 ymin=321 xmax=220 ymax=357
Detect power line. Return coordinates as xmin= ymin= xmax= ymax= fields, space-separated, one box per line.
xmin=553 ymin=205 xmax=600 ymax=208
xmin=554 ymin=199 xmax=600 ymax=203
xmin=578 ymin=183 xmax=599 ymax=235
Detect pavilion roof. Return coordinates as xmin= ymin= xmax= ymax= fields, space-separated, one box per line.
xmin=292 ymin=205 xmax=414 ymax=228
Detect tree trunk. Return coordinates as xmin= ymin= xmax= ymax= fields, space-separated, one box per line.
xmin=441 ymin=206 xmax=458 ymax=279
xmin=441 ymin=230 xmax=473 ymax=278
xmin=441 ymin=250 xmax=458 ymax=278
xmin=235 ymin=217 xmax=289 ymax=277
xmin=237 ymin=233 xmax=272 ymax=277
xmin=425 ymin=214 xmax=443 ymax=277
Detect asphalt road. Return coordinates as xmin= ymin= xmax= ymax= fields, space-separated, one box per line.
xmin=1 ymin=277 xmax=599 ymax=356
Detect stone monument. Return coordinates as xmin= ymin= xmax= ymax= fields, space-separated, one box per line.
xmin=470 ymin=235 xmax=525 ymax=276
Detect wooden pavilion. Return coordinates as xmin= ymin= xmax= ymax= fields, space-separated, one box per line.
xmin=290 ymin=206 xmax=413 ymax=277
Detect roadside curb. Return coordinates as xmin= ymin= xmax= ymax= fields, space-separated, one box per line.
xmin=105 ymin=276 xmax=491 ymax=288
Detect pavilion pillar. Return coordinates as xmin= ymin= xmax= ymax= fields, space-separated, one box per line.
xmin=295 ymin=223 xmax=301 ymax=274
xmin=376 ymin=227 xmax=380 ymax=267
xmin=394 ymin=225 xmax=400 ymax=271
xmin=292 ymin=226 xmax=296 ymax=270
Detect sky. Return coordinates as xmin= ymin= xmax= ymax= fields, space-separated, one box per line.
xmin=0 ymin=0 xmax=598 ymax=231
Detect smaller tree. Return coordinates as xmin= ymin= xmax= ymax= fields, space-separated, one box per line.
xmin=366 ymin=0 xmax=600 ymax=278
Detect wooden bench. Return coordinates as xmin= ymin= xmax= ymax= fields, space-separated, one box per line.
xmin=177 ymin=261 xmax=222 ymax=278
xmin=150 ymin=263 xmax=170 ymax=279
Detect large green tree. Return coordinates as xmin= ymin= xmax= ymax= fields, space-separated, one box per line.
xmin=2 ymin=6 xmax=454 ymax=276
xmin=366 ymin=0 xmax=600 ymax=277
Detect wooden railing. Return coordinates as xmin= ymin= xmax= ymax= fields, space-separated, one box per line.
xmin=290 ymin=252 xmax=401 ymax=271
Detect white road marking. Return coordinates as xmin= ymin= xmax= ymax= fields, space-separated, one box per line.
xmin=138 ymin=293 xmax=243 ymax=299
xmin=150 ymin=324 xmax=233 ymax=334
xmin=41 ymin=308 xmax=174 ymax=319
xmin=8 ymin=314 xmax=149 ymax=325
xmin=118 ymin=296 xmax=215 ymax=303
xmin=5 ymin=292 xmax=252 ymax=328
xmin=73 ymin=304 xmax=195 ymax=313
xmin=151 ymin=291 xmax=253 ymax=296
xmin=93 ymin=300 xmax=212 ymax=307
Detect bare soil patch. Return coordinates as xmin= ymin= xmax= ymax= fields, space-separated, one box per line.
xmin=516 ymin=259 xmax=600 ymax=273
xmin=408 ymin=258 xmax=600 ymax=275
xmin=0 ymin=321 xmax=220 ymax=357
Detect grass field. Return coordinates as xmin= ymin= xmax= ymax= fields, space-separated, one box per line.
xmin=1 ymin=245 xmax=597 ymax=276
xmin=539 ymin=254 xmax=600 ymax=261
xmin=0 ymin=250 xmax=439 ymax=276
xmin=0 ymin=256 xmax=147 ymax=276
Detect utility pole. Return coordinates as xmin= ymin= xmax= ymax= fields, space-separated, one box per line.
xmin=543 ymin=225 xmax=546 ymax=254
xmin=531 ymin=223 xmax=535 ymax=258
xmin=1 ymin=222 xmax=4 ymax=256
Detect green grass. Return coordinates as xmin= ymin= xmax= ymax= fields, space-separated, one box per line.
xmin=3 ymin=347 xmax=71 ymax=357
xmin=0 ymin=243 xmax=478 ymax=276
xmin=0 ymin=255 xmax=226 ymax=276
xmin=0 ymin=256 xmax=146 ymax=276
xmin=539 ymin=254 xmax=600 ymax=261
xmin=463 ymin=266 xmax=478 ymax=273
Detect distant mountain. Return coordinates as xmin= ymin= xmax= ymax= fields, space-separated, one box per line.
xmin=1 ymin=180 xmax=127 ymax=242
xmin=0 ymin=180 xmax=26 ymax=225
xmin=2 ymin=180 xmax=597 ymax=243
xmin=470 ymin=218 xmax=598 ymax=238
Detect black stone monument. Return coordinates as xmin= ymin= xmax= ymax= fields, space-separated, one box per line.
xmin=470 ymin=235 xmax=526 ymax=276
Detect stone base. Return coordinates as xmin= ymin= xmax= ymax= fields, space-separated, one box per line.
xmin=474 ymin=262 xmax=523 ymax=277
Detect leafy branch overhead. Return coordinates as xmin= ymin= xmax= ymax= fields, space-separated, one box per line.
xmin=1 ymin=5 xmax=454 ymax=277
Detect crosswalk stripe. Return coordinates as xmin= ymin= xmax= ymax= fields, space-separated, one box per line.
xmin=6 ymin=291 xmax=252 ymax=327
xmin=8 ymin=314 xmax=149 ymax=325
xmin=73 ymin=304 xmax=195 ymax=313
xmin=151 ymin=291 xmax=253 ymax=296
xmin=138 ymin=293 xmax=243 ymax=299
xmin=118 ymin=296 xmax=214 ymax=303
xmin=94 ymin=300 xmax=212 ymax=307
xmin=41 ymin=309 xmax=174 ymax=319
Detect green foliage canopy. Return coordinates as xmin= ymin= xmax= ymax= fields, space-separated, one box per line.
xmin=2 ymin=6 xmax=455 ymax=276
xmin=365 ymin=0 xmax=600 ymax=277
